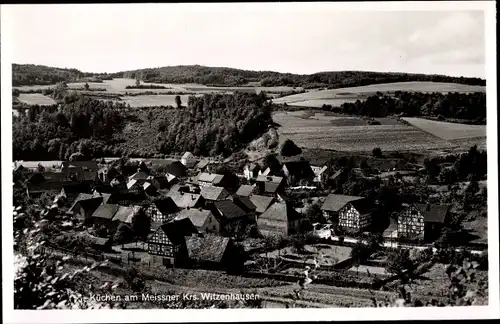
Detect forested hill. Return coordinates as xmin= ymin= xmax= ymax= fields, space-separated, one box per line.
xmin=111 ymin=65 xmax=486 ymax=88
xmin=12 ymin=64 xmax=111 ymax=86
xmin=13 ymin=63 xmax=485 ymax=89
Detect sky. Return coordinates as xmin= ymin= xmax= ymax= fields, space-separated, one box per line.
xmin=3 ymin=3 xmax=488 ymax=78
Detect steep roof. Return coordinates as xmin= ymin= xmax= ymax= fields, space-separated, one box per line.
xmin=92 ymin=191 xmax=112 ymax=204
xmin=92 ymin=204 xmax=120 ymax=220
xmin=62 ymin=183 xmax=92 ymax=194
xmin=200 ymin=186 xmax=229 ymax=201
xmin=312 ymin=165 xmax=328 ymax=176
xmin=249 ymin=195 xmax=274 ymax=213
xmin=67 ymin=194 xmax=102 ymax=214
xmin=414 ymin=203 xmax=450 ymax=223
xmin=236 ymin=185 xmax=255 ymax=197
xmin=259 ymin=201 xmax=303 ymax=222
xmin=264 ymin=182 xmax=281 ymax=194
xmin=246 ymin=163 xmax=260 ymax=171
xmin=330 ymin=169 xmax=343 ymax=181
xmin=159 ymin=218 xmax=198 ymax=245
xmin=283 ymin=160 xmax=315 ymax=179
xmin=214 ymin=200 xmax=247 ymax=219
xmin=197 ymin=172 xmax=224 ymax=184
xmin=153 ymin=197 xmax=179 ymax=215
xmin=182 ymin=152 xmax=195 ymax=160
xmin=174 ymin=209 xmax=215 ymax=228
xmin=165 ymin=161 xmax=187 ymax=178
xmin=321 ymin=194 xmax=364 ymax=212
xmin=233 ymin=195 xmax=257 ymax=213
xmin=166 ymin=190 xmax=203 ymax=209
xmin=129 ymin=171 xmax=149 ymax=181
xmin=350 ymin=199 xmax=376 ymax=215
xmin=127 ymin=179 xmax=140 ymax=190
xmin=256 ymin=175 xmax=283 ymax=184
xmin=185 ymin=235 xmax=231 ymax=263
xmin=196 ymin=159 xmax=210 ymax=170
xmin=113 ymin=205 xmax=141 ymax=223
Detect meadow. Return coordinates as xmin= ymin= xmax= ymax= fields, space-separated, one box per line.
xmin=117 ymin=95 xmax=195 ymax=108
xmin=401 ymin=117 xmax=486 ymax=140
xmin=17 ymin=93 xmax=57 ymax=106
xmin=273 ymin=110 xmax=457 ymax=152
xmin=273 ymin=81 xmax=486 ymax=108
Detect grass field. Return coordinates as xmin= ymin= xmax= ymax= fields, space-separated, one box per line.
xmin=401 ymin=117 xmax=486 ymax=140
xmin=17 ymin=93 xmax=57 ymax=106
xmin=273 ymin=82 xmax=486 ymax=108
xmin=273 ymin=111 xmax=456 ymax=152
xmin=118 ymin=95 xmax=194 ymax=107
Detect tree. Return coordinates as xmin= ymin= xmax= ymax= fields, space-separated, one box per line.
xmin=350 ymin=242 xmax=370 ymax=275
xmin=280 ymin=139 xmax=302 ymax=157
xmin=135 ymin=79 xmax=140 ymax=87
xmin=84 ymin=83 xmax=90 ymax=91
xmin=175 ymin=95 xmax=182 ymax=109
xmin=114 ymin=223 xmax=133 ymax=246
xmin=372 ymin=147 xmax=382 ymax=158
xmin=305 ymin=203 xmax=324 ymax=224
xmin=147 ymin=110 xmax=154 ymax=127
xmin=69 ymin=152 xmax=85 ymax=162
xmin=131 ymin=210 xmax=151 ymax=242
xmin=385 ymin=248 xmax=415 ymax=276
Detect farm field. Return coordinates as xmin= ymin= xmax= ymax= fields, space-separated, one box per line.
xmin=273 ymin=82 xmax=486 ymax=108
xmin=401 ymin=117 xmax=486 ymax=140
xmin=13 ymin=78 xmax=301 ymax=95
xmin=17 ymin=93 xmax=57 ymax=106
xmin=114 ymin=95 xmax=195 ymax=108
xmin=273 ymin=110 xmax=457 ymax=152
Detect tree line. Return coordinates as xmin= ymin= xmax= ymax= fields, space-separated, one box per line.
xmin=12 ymin=64 xmax=113 ymax=86
xmin=317 ymin=91 xmax=486 ymax=123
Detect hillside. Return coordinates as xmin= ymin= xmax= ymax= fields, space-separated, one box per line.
xmin=12 ymin=64 xmax=111 ymax=86
xmin=13 ymin=63 xmax=486 ymax=89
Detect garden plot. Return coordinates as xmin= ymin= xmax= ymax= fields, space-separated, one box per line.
xmin=401 ymin=117 xmax=486 ymax=140
xmin=17 ymin=93 xmax=57 ymax=106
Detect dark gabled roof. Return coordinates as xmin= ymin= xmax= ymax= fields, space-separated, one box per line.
xmin=414 ymin=203 xmax=450 ymax=223
xmin=236 ymin=185 xmax=255 ymax=197
xmin=259 ymin=201 xmax=303 ymax=222
xmin=159 ymin=218 xmax=198 ymax=245
xmin=112 ymin=205 xmax=141 ymax=223
xmin=174 ymin=209 xmax=215 ymax=228
xmin=330 ymin=169 xmax=343 ymax=180
xmin=185 ymin=235 xmax=231 ymax=263
xmin=256 ymin=175 xmax=283 ymax=184
xmin=200 ymin=186 xmax=229 ymax=201
xmin=92 ymin=191 xmax=112 ymax=204
xmin=249 ymin=195 xmax=274 ymax=213
xmin=129 ymin=171 xmax=149 ymax=181
xmin=283 ymin=160 xmax=315 ymax=179
xmin=214 ymin=200 xmax=247 ymax=219
xmin=91 ymin=204 xmax=120 ymax=220
xmin=153 ymin=197 xmax=179 ymax=215
xmin=350 ymin=199 xmax=376 ymax=215
xmin=233 ymin=195 xmax=257 ymax=213
xmin=321 ymin=194 xmax=364 ymax=212
xmin=165 ymin=161 xmax=187 ymax=178
xmin=67 ymin=193 xmax=103 ymax=214
xmin=264 ymin=182 xmax=280 ymax=193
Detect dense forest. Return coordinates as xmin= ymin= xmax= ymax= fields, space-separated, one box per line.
xmin=156 ymin=92 xmax=272 ymax=157
xmin=14 ymin=63 xmax=485 ymax=89
xmin=318 ymin=91 xmax=487 ymax=123
xmin=12 ymin=88 xmax=272 ymax=160
xmin=112 ymin=65 xmax=486 ymax=88
xmin=12 ymin=64 xmax=111 ymax=86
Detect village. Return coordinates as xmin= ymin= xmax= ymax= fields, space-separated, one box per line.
xmin=13 ymin=146 xmax=486 ymax=296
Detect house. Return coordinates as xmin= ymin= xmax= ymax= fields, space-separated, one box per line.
xmin=398 ymin=203 xmax=450 ymax=241
xmin=147 ymin=218 xmax=199 ymax=267
xmin=184 ymin=234 xmax=239 ymax=270
xmin=255 ymin=175 xmax=285 ymax=196
xmin=181 ymin=152 xmax=197 ymax=168
xmin=143 ymin=182 xmax=158 ymax=196
xmin=196 ymin=172 xmax=225 ymax=187
xmin=91 ymin=204 xmax=120 ymax=228
xmin=235 ymin=184 xmax=256 ymax=197
xmin=165 ymin=160 xmax=187 ymax=178
xmin=212 ymin=200 xmax=248 ymax=236
xmin=97 ymin=166 xmax=122 ymax=184
xmin=321 ymin=194 xmax=365 ymax=221
xmin=66 ymin=193 xmax=104 ymax=223
xmin=337 ymin=198 xmax=375 ymax=232
xmin=249 ymin=195 xmax=274 ymax=215
xmin=232 ymin=195 xmax=257 ymax=221
xmin=166 ymin=190 xmax=205 ymax=209
xmin=200 ymin=186 xmax=230 ymax=202
xmin=281 ymin=160 xmax=315 ymax=186
xmin=128 ymin=170 xmax=149 ymax=183
xmin=243 ymin=163 xmax=261 ymax=180
xmin=126 ymin=179 xmax=144 ymax=194
xmin=91 ymin=190 xmax=113 ymax=204
xmin=257 ymin=201 xmax=304 ymax=237
xmin=60 ymin=183 xmax=93 ymax=200
xmin=145 ymin=197 xmax=179 ymax=224
xmin=174 ymin=208 xmax=220 ymax=234
xmin=61 ymin=161 xmax=98 ymax=181
xmin=111 ymin=205 xmax=143 ymax=232
xmin=311 ymin=165 xmax=329 ymax=186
